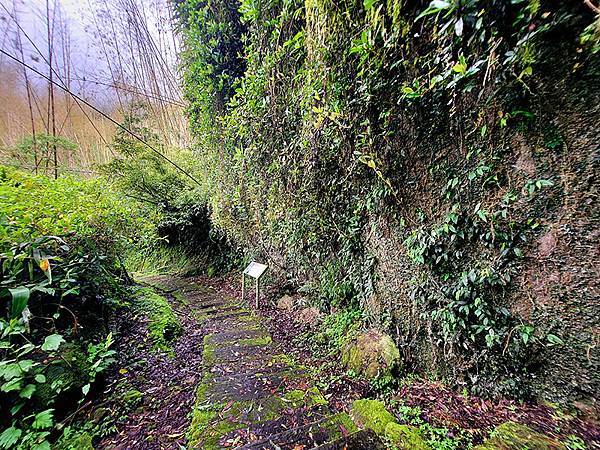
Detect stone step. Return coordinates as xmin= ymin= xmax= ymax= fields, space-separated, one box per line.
xmin=208 ymin=342 xmax=281 ymax=365
xmin=312 ymin=429 xmax=386 ymax=449
xmin=189 ymin=387 xmax=331 ymax=449
xmin=204 ymin=328 xmax=270 ymax=346
xmin=223 ymin=404 xmax=332 ymax=448
xmin=204 ymin=369 xmax=309 ymax=403
xmin=236 ymin=412 xmax=358 ymax=450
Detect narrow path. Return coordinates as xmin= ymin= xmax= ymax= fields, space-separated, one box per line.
xmin=96 ymin=277 xmax=206 ymax=449
xmin=150 ymin=276 xmax=383 ymax=449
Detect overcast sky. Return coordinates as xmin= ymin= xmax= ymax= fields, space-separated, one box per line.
xmin=0 ymin=0 xmax=180 ymax=103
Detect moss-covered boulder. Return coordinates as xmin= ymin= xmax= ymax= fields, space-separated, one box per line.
xmin=385 ymin=422 xmax=430 ymax=449
xmin=350 ymin=399 xmax=396 ymax=435
xmin=342 ymin=329 xmax=400 ymax=378
xmin=474 ymin=422 xmax=566 ymax=450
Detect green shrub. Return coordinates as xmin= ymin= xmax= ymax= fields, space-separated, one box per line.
xmin=0 ymin=167 xmax=136 ymax=449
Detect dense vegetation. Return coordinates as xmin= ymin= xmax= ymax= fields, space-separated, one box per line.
xmin=0 ymin=167 xmax=145 ymax=448
xmin=176 ymin=0 xmax=599 ymax=403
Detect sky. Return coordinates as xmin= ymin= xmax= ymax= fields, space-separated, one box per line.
xmin=0 ymin=0 xmax=181 ymax=103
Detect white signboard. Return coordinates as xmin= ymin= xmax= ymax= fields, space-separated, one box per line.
xmin=242 ymin=261 xmax=268 ymax=307
xmin=243 ymin=262 xmax=268 ymax=279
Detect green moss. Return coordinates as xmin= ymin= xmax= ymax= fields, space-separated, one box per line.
xmin=322 ymin=412 xmax=359 ymax=436
xmin=342 ymin=331 xmax=401 ymax=379
xmin=202 ymin=335 xmax=217 ymax=366
xmin=55 ymin=430 xmax=94 ymax=450
xmin=282 ymin=386 xmax=328 ymax=407
xmin=133 ymin=287 xmax=182 ymax=355
xmin=385 ymin=423 xmax=430 ymax=450
xmin=474 ymin=422 xmax=567 ymax=450
xmin=188 ymin=373 xmax=332 ymax=449
xmin=350 ymin=399 xmax=397 ymax=436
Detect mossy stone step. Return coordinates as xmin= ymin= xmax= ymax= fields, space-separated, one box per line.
xmin=199 ymin=309 xmax=253 ymax=322
xmin=204 ymin=369 xmax=309 ymax=402
xmin=189 ymin=386 xmax=330 ymax=449
xmin=236 ymin=412 xmax=358 ymax=449
xmin=313 ymin=429 xmax=385 ymax=449
xmin=222 ymin=404 xmax=333 ymax=447
xmin=204 ymin=328 xmax=270 ymax=345
xmin=209 ymin=358 xmax=297 ymax=378
xmin=207 ymin=342 xmax=281 ymax=365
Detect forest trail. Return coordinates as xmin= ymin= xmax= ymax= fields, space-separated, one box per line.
xmin=100 ymin=275 xmax=383 ymax=450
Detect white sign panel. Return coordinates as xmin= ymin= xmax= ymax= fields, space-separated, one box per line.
xmin=243 ymin=261 xmax=268 ymax=279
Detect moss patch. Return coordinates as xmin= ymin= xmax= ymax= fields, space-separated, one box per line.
xmin=351 ymin=399 xmax=397 ymax=435
xmin=342 ymin=330 xmax=401 ymax=379
xmin=282 ymin=387 xmax=328 ymax=407
xmin=55 ymin=430 xmax=94 ymax=450
xmin=133 ymin=287 xmax=182 ymax=355
xmin=474 ymin=422 xmax=567 ymax=450
xmin=385 ymin=423 xmax=430 ymax=450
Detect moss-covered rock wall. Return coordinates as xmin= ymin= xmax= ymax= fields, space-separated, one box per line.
xmin=176 ymin=0 xmax=599 ymax=404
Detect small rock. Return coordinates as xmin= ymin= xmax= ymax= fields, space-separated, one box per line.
xmin=474 ymin=421 xmax=566 ymax=450
xmin=350 ymin=399 xmax=396 ymax=435
xmin=341 ymin=329 xmax=400 ymax=378
xmin=277 ymin=294 xmax=295 ymax=310
xmin=385 ymin=422 xmax=430 ymax=450
xmin=295 ymin=307 xmax=323 ymax=326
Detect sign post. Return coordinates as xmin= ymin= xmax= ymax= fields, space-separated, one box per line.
xmin=242 ymin=261 xmax=268 ymax=308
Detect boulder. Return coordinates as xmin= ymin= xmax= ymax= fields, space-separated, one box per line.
xmin=474 ymin=422 xmax=566 ymax=450
xmin=350 ymin=399 xmax=396 ymax=435
xmin=341 ymin=329 xmax=400 ymax=378
xmin=385 ymin=422 xmax=430 ymax=450
xmin=295 ymin=307 xmax=323 ymax=326
xmin=276 ymin=294 xmax=295 ymax=310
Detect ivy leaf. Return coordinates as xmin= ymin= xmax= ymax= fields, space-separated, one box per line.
xmin=1 ymin=378 xmax=22 ymax=393
xmin=19 ymin=384 xmax=36 ymax=399
xmin=0 ymin=426 xmax=22 ymax=449
xmin=41 ymin=334 xmax=65 ymax=352
xmin=546 ymin=334 xmax=564 ymax=346
xmin=32 ymin=410 xmax=54 ymax=430
xmin=82 ymin=383 xmax=90 ymax=396
xmin=8 ymin=287 xmax=30 ymax=319
xmin=32 ymin=441 xmax=51 ymax=450
xmin=363 ymin=0 xmax=378 ymax=10
xmin=35 ymin=374 xmax=46 ymax=383
xmin=0 ymin=363 xmax=21 ymax=381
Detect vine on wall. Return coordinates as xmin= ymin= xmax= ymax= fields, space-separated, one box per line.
xmin=176 ymin=0 xmax=599 ymax=397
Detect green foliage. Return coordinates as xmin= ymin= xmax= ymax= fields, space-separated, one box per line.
xmin=319 ymin=309 xmax=364 ymax=351
xmin=103 ymin=108 xmax=239 ymax=275
xmin=5 ymin=134 xmax=77 ymax=174
xmin=0 ymin=167 xmax=140 ymax=448
xmin=392 ymin=402 xmax=474 ymax=450
xmin=0 ymin=165 xmax=148 ymax=251
xmin=0 ymin=318 xmax=115 ymax=449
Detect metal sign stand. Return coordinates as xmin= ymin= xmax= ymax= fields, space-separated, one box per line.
xmin=242 ymin=261 xmax=268 ymax=308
